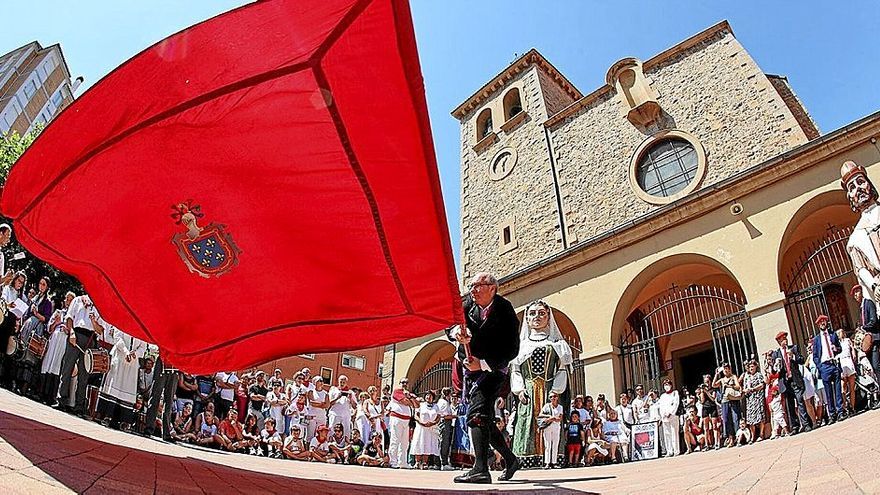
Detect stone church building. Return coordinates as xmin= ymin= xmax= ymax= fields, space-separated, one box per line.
xmin=390 ymin=20 xmax=880 ymax=398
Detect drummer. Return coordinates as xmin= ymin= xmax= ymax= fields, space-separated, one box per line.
xmin=15 ymin=276 xmax=53 ymax=397
xmin=57 ymin=294 xmax=106 ymax=417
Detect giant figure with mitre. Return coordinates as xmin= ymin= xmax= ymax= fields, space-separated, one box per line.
xmin=842 ymin=160 xmax=880 ymax=372
xmin=509 ymin=301 xmax=572 ymax=466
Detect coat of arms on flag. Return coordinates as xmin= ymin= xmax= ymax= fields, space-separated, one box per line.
xmin=171 ymin=201 xmax=240 ymax=278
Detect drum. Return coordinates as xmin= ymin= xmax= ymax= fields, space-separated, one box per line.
xmin=27 ymin=335 xmax=47 ymax=359
xmin=84 ymin=349 xmax=110 ymax=374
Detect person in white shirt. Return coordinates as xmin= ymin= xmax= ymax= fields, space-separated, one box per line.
xmin=282 ymin=424 xmax=311 ymax=461
xmin=214 ymin=371 xmax=238 ymax=420
xmin=265 ymin=381 xmax=288 ymax=434
xmin=309 ymin=424 xmax=335 ymax=463
xmin=58 ymin=294 xmax=105 ymax=416
xmin=537 ymin=391 xmax=563 ymax=469
xmin=436 ymin=387 xmax=457 ymax=470
xmin=386 ymin=379 xmax=417 ymax=469
xmin=630 ymin=384 xmax=648 ymax=423
xmin=308 ymin=376 xmax=330 ymax=440
xmin=260 ymin=417 xmax=284 ymax=458
xmin=614 ymin=393 xmax=635 ymax=461
xmin=328 ymin=375 xmax=356 ymax=437
xmin=657 ymin=379 xmax=681 ymax=457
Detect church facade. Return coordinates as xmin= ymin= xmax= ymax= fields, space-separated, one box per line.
xmin=391 ymin=21 xmax=880 ymax=398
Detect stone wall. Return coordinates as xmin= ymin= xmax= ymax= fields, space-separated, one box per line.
xmin=552 ymin=29 xmax=809 ymax=246
xmin=459 ymin=66 xmax=563 ymax=281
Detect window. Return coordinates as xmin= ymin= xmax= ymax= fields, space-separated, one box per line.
xmin=341 ymin=353 xmax=366 ymax=371
xmin=51 ymin=90 xmax=64 ymax=109
xmin=636 ymin=138 xmax=698 ymax=198
xmin=23 ymin=79 xmax=38 ymax=99
xmin=475 ymin=107 xmax=493 ymax=141
xmin=299 ymin=353 xmax=315 ymax=360
xmin=503 ymin=87 xmax=523 ymax=120
xmin=629 ymin=130 xmax=707 ymax=205
xmin=320 ymin=367 xmax=333 ymax=383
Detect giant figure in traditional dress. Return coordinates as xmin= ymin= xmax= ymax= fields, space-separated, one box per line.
xmin=510 ymin=301 xmax=572 ymax=466
xmin=843 ymin=160 xmax=880 ymax=301
xmin=843 ymin=160 xmax=880 ymax=372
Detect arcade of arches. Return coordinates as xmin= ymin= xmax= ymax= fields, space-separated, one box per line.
xmin=389 ymin=134 xmax=880 ymax=402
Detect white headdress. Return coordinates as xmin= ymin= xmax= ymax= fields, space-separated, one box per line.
xmin=513 ymin=301 xmax=566 ymax=366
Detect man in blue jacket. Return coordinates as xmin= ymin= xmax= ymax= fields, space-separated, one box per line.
xmin=811 ymin=314 xmax=845 ymax=422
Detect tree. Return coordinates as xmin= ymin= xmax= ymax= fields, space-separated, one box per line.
xmin=0 ymin=127 xmax=82 ymax=302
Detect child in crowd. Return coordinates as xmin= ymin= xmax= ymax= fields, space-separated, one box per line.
xmin=565 ymin=410 xmax=585 ymax=467
xmin=260 ymin=418 xmax=284 ymax=458
xmin=329 ymin=423 xmax=350 ymax=464
xmin=683 ymin=406 xmax=705 ymax=454
xmin=357 ymin=431 xmax=389 ymax=467
xmin=310 ymin=424 xmax=335 ymax=463
xmin=242 ymin=413 xmax=261 ymax=455
xmin=282 ymin=425 xmax=311 ymax=461
xmin=585 ymin=418 xmax=609 ymax=466
xmin=735 ymin=418 xmax=751 ymax=446
xmin=195 ymin=409 xmax=218 ymax=448
xmin=347 ymin=429 xmax=365 ymax=465
xmin=768 ymin=384 xmax=788 ymax=439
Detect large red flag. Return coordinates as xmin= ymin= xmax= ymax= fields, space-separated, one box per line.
xmin=1 ymin=0 xmax=462 ymax=373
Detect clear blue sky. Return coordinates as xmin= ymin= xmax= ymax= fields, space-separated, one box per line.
xmin=3 ymin=1 xmax=880 ymax=270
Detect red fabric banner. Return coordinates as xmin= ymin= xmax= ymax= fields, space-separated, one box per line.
xmin=1 ymin=0 xmax=462 ymax=373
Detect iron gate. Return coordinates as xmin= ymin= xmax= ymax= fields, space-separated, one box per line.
xmin=620 ymin=285 xmax=753 ymax=392
xmin=412 ymin=361 xmax=452 ymax=395
xmin=782 ymin=226 xmax=855 ymax=349
xmin=711 ymin=311 xmax=758 ymax=377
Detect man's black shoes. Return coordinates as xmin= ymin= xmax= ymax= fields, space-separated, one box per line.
xmin=498 ymin=458 xmax=520 ymax=481
xmin=453 ymin=470 xmax=492 ymax=484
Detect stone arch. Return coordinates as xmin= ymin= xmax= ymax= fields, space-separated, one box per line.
xmin=611 ymin=253 xmax=751 ymax=393
xmin=475 ymin=107 xmax=493 ymax=141
xmin=404 ymin=338 xmax=454 ymax=385
xmin=502 ymin=87 xmax=523 ymax=121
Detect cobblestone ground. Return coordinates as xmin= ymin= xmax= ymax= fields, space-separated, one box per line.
xmin=0 ymin=388 xmax=877 ymax=494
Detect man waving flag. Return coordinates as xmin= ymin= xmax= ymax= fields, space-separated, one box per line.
xmin=1 ymin=0 xmax=462 ymax=373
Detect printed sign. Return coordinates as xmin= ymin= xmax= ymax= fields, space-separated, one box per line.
xmin=631 ymin=421 xmax=659 ymax=461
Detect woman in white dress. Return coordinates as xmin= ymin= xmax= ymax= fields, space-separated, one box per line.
xmin=39 ymin=291 xmax=74 ymax=405
xmin=411 ymin=390 xmax=441 ymax=469
xmin=837 ymin=329 xmax=859 ymax=414
xmin=355 ymin=391 xmax=372 ymax=443
xmin=805 ymin=342 xmax=826 ymax=424
xmin=96 ymin=325 xmax=147 ymax=430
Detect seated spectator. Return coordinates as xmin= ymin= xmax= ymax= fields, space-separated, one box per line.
xmin=565 ymin=410 xmax=585 ymax=467
xmin=216 ymin=408 xmax=248 ymax=452
xmin=602 ymin=409 xmax=623 ymax=462
xmin=194 ymin=401 xmax=216 ymax=434
xmin=170 ymin=402 xmax=195 ymax=443
xmin=310 ymin=424 xmax=335 ymax=463
xmin=260 ymin=418 xmax=284 ymax=458
xmin=735 ymin=418 xmax=751 ymax=446
xmin=347 ymin=429 xmax=365 ymax=465
xmin=242 ymin=413 xmax=261 ymax=455
xmin=194 ymin=409 xmax=218 ymax=448
xmin=585 ymin=418 xmax=609 ymax=466
xmin=282 ymin=425 xmax=311 ymax=461
xmin=683 ymin=406 xmax=705 ymax=454
xmin=357 ymin=431 xmax=389 ymax=467
xmin=328 ymin=423 xmax=350 ymax=464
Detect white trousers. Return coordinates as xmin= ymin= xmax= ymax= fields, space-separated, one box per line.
xmin=542 ymin=423 xmax=561 ymax=466
xmin=388 ymin=416 xmax=410 ymax=468
xmin=356 ymin=416 xmax=371 ymax=443
xmin=328 ymin=410 xmax=352 ymax=438
xmin=308 ymin=409 xmax=327 ymax=441
xmin=661 ymin=416 xmax=680 ymax=456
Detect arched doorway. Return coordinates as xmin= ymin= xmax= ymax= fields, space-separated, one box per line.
xmin=407 ymin=339 xmax=455 ymax=395
xmin=779 ymin=193 xmax=859 ymax=349
xmin=615 ymin=255 xmax=755 ymax=394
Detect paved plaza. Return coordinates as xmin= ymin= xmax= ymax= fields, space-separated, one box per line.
xmin=0 ymin=389 xmax=877 ymax=494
